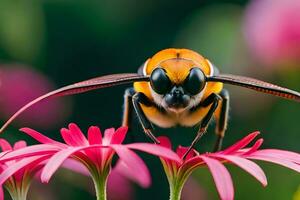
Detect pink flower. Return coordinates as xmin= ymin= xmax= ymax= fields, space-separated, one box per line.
xmin=159 ymin=132 xmax=300 ymax=200
xmin=181 ymin=177 xmax=207 ymax=200
xmin=0 ymin=139 xmax=46 ymax=200
xmin=0 ymin=138 xmax=99 ymax=200
xmin=244 ymin=0 xmax=300 ymax=66
xmin=107 ymin=162 xmax=135 ymax=200
xmin=0 ymin=65 xmax=69 ymax=128
xmin=0 ymin=123 xmax=179 ymax=200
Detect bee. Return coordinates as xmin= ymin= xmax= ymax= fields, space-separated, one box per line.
xmin=1 ymin=49 xmax=300 ymax=156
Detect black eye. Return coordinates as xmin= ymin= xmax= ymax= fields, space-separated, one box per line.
xmin=184 ymin=68 xmax=206 ymax=95
xmin=150 ymin=68 xmax=172 ymax=94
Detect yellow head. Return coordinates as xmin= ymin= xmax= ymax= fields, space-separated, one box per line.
xmin=136 ymin=48 xmax=220 ymax=113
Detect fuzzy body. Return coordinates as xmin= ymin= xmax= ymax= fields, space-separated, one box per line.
xmin=134 ymin=49 xmax=223 ymax=128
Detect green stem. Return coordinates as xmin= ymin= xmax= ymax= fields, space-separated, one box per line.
xmin=169 ymin=179 xmax=186 ymax=200
xmin=92 ymin=168 xmax=110 ymax=200
xmin=94 ymin=177 xmax=107 ymax=200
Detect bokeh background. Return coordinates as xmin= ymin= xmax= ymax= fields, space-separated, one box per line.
xmin=0 ymin=0 xmax=300 ymax=199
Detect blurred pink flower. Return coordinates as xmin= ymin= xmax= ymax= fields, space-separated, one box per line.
xmin=159 ymin=132 xmax=300 ymax=200
xmin=0 ymin=65 xmax=68 ymax=128
xmin=107 ymin=163 xmax=135 ymax=200
xmin=0 ymin=139 xmax=47 ymax=200
xmin=244 ymin=0 xmax=300 ymax=66
xmin=181 ymin=177 xmax=207 ymax=200
xmin=0 ymin=123 xmax=179 ymax=199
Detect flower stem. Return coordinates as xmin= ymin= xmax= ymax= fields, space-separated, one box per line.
xmin=169 ymin=179 xmax=185 ymax=200
xmin=94 ymin=177 xmax=107 ymax=200
xmin=91 ymin=168 xmax=110 ymax=200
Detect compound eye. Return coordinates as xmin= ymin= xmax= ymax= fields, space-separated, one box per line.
xmin=184 ymin=67 xmax=206 ymax=95
xmin=150 ymin=68 xmax=172 ymax=94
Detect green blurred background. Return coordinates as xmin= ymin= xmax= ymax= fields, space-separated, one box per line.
xmin=0 ymin=0 xmax=299 ymax=199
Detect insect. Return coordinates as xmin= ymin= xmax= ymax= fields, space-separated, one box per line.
xmin=1 ymin=49 xmax=300 ymax=157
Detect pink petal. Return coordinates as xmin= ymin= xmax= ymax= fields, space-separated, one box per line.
xmin=0 ymin=152 xmax=7 ymax=158
xmin=111 ymin=145 xmax=151 ymax=188
xmin=213 ymin=154 xmax=267 ymax=186
xmin=0 ymin=139 xmax=12 ymax=152
xmin=41 ymin=147 xmax=84 ymax=183
xmin=13 ymin=141 xmax=27 ymax=150
xmin=252 ymin=149 xmax=300 ymax=164
xmin=19 ymin=128 xmax=62 ymax=145
xmin=86 ymin=126 xmax=103 ymax=164
xmin=243 ymin=139 xmax=264 ymax=155
xmin=88 ymin=126 xmax=102 ymax=145
xmin=0 ymin=186 xmax=3 ymax=200
xmin=68 ymin=123 xmax=89 ymax=146
xmin=125 ymin=143 xmax=181 ymax=163
xmin=176 ymin=146 xmax=197 ymax=160
xmin=157 ymin=136 xmax=172 ymax=149
xmin=62 ymin=159 xmax=90 ymax=176
xmin=0 ymin=155 xmax=48 ymax=185
xmin=110 ymin=127 xmax=128 ymax=144
xmin=0 ymin=144 xmax=59 ymax=162
xmin=103 ymin=128 xmax=115 ymax=145
xmin=115 ymin=160 xmax=150 ymax=188
xmin=246 ymin=154 xmax=300 ymax=173
xmin=201 ymin=156 xmax=234 ymax=200
xmin=222 ymin=132 xmax=260 ymax=154
xmin=61 ymin=128 xmax=78 ymax=146
xmin=41 ymin=145 xmax=103 ymax=183
xmin=183 ymin=156 xmax=205 ymax=170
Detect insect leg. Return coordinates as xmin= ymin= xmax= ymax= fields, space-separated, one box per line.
xmin=183 ymin=93 xmax=221 ymax=158
xmin=132 ymin=92 xmax=160 ymax=144
xmin=213 ymin=89 xmax=230 ymax=152
xmin=122 ymin=87 xmax=135 ymax=127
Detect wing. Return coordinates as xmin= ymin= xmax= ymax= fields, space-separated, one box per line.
xmin=207 ymin=74 xmax=300 ymax=102
xmin=0 ymin=73 xmax=150 ymax=133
